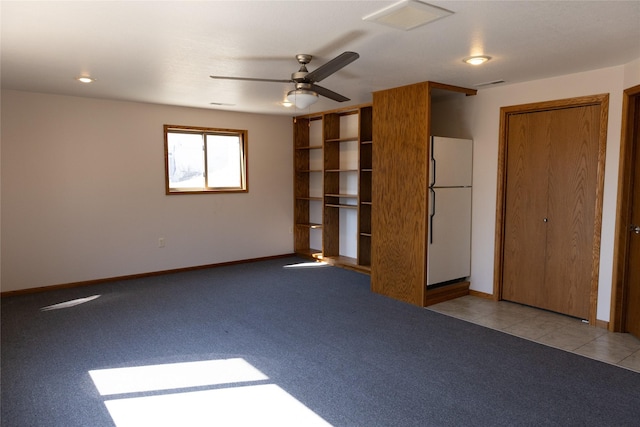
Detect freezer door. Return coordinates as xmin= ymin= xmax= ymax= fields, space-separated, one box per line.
xmin=427 ymin=187 xmax=472 ymax=286
xmin=430 ymin=137 xmax=473 ymax=187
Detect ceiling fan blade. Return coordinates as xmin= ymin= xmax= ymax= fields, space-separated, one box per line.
xmin=210 ymin=75 xmax=292 ymax=83
xmin=310 ymin=84 xmax=350 ymax=102
xmin=304 ymin=51 xmax=359 ymax=83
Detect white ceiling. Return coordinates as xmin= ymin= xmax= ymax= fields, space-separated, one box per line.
xmin=2 ymin=1 xmax=639 ymax=116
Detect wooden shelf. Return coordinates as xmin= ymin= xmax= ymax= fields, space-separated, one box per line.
xmin=325 ymin=203 xmax=358 ymax=209
xmin=325 ymin=137 xmax=358 ymax=143
xmin=293 ymin=104 xmax=373 ymax=274
xmin=324 ymin=169 xmax=358 ymax=173
xmin=296 ymin=247 xmax=324 ymax=260
xmin=321 ymin=255 xmax=371 ymax=274
xmin=325 ymin=193 xmax=358 ymax=198
xmin=296 ymin=223 xmax=322 ymax=229
xmin=357 ymin=105 xmax=373 ymax=269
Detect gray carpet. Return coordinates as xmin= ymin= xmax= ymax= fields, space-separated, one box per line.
xmin=2 ymin=257 xmax=639 ymax=426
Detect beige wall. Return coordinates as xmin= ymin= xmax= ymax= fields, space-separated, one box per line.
xmin=460 ymin=61 xmax=640 ymax=322
xmin=3 ymin=59 xmax=639 ymax=323
xmin=623 ymin=58 xmax=640 ymax=88
xmin=1 ymin=91 xmax=293 ymax=292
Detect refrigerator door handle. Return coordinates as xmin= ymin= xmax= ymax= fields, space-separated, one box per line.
xmin=430 ymin=138 xmax=436 ymax=187
xmin=429 ymin=188 xmax=435 ymax=244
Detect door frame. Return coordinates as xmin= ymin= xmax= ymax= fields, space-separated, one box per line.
xmin=610 ymin=84 xmax=640 ymax=332
xmin=493 ymin=94 xmax=609 ymax=325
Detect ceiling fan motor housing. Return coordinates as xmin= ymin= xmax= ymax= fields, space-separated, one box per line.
xmin=296 ymin=54 xmax=312 ymax=65
xmin=292 ymin=54 xmax=312 ymax=82
xmin=292 ymin=71 xmax=309 ymax=82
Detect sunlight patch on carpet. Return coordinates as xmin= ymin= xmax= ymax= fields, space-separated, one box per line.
xmin=89 ymin=358 xmax=267 ymax=395
xmin=40 ymin=295 xmax=101 ymax=311
xmin=90 ymin=358 xmax=332 ymax=426
xmin=104 ymin=384 xmax=331 ymax=427
xmin=283 ymin=261 xmax=329 ymax=268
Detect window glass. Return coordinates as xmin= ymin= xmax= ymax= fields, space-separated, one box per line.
xmin=206 ymin=134 xmax=243 ymax=188
xmin=167 ymin=132 xmax=205 ymax=189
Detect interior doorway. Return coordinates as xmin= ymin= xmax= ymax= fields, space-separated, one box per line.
xmin=493 ymin=94 xmax=609 ymax=324
xmin=611 ymin=84 xmax=640 ymax=338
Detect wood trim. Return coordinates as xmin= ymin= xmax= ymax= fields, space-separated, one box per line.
xmin=610 ymin=84 xmax=640 ymax=332
xmin=468 ymin=290 xmax=494 ymax=300
xmin=492 ymin=104 xmax=510 ymax=301
xmin=425 ymin=281 xmax=470 ymax=306
xmin=0 ymin=254 xmax=296 ymax=298
xmin=428 ymin=81 xmax=478 ymax=96
xmin=595 ymin=319 xmax=610 ymax=330
xmin=493 ymin=94 xmax=609 ymax=325
xmin=294 ymin=102 xmax=373 ymax=120
xmin=591 ymin=95 xmax=610 ymax=325
xmin=499 ymin=94 xmax=608 ymax=114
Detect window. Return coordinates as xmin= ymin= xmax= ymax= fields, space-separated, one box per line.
xmin=164 ymin=125 xmax=248 ymax=194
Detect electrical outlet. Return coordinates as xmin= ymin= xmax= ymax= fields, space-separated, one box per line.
xmin=158 ymin=237 xmax=165 ymax=248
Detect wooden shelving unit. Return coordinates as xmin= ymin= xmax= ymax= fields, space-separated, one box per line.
xmin=371 ymin=81 xmax=476 ymax=307
xmin=293 ymin=104 xmax=372 ymax=273
xmin=293 ymin=116 xmax=323 ymax=259
xmin=358 ymin=106 xmax=373 ymax=270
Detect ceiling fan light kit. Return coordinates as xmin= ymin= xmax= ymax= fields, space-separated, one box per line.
xmin=210 ymin=51 xmax=359 ymax=111
xmin=286 ymin=88 xmax=319 ymax=109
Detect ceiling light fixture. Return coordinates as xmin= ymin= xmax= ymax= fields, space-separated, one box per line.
xmin=463 ymin=56 xmax=491 ymax=65
xmin=286 ymin=84 xmax=319 ymax=109
xmin=363 ymin=0 xmax=453 ymax=31
xmin=76 ymin=76 xmax=95 ymax=83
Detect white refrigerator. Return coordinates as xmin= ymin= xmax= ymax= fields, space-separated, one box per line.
xmin=427 ymin=136 xmax=473 ymax=287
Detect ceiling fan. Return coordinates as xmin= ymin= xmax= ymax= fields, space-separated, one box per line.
xmin=210 ymin=51 xmax=360 ymax=109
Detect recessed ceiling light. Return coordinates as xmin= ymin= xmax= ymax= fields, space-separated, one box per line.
xmin=463 ymin=56 xmax=491 ymax=65
xmin=363 ymin=0 xmax=453 ymax=31
xmin=76 ymin=76 xmax=95 ymax=83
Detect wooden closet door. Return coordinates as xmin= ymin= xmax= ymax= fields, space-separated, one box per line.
xmin=502 ymin=104 xmax=601 ymax=319
xmin=624 ymin=95 xmax=640 ymax=337
xmin=502 ymin=111 xmax=551 ymax=308
xmin=543 ymin=105 xmax=600 ymax=319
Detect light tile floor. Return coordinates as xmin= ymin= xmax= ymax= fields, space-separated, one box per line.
xmin=428 ymin=295 xmax=640 ymax=373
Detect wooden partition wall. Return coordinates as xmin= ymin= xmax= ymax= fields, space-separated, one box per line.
xmin=371 ymin=82 xmax=476 ymax=307
xmin=371 ymin=82 xmax=431 ymax=306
